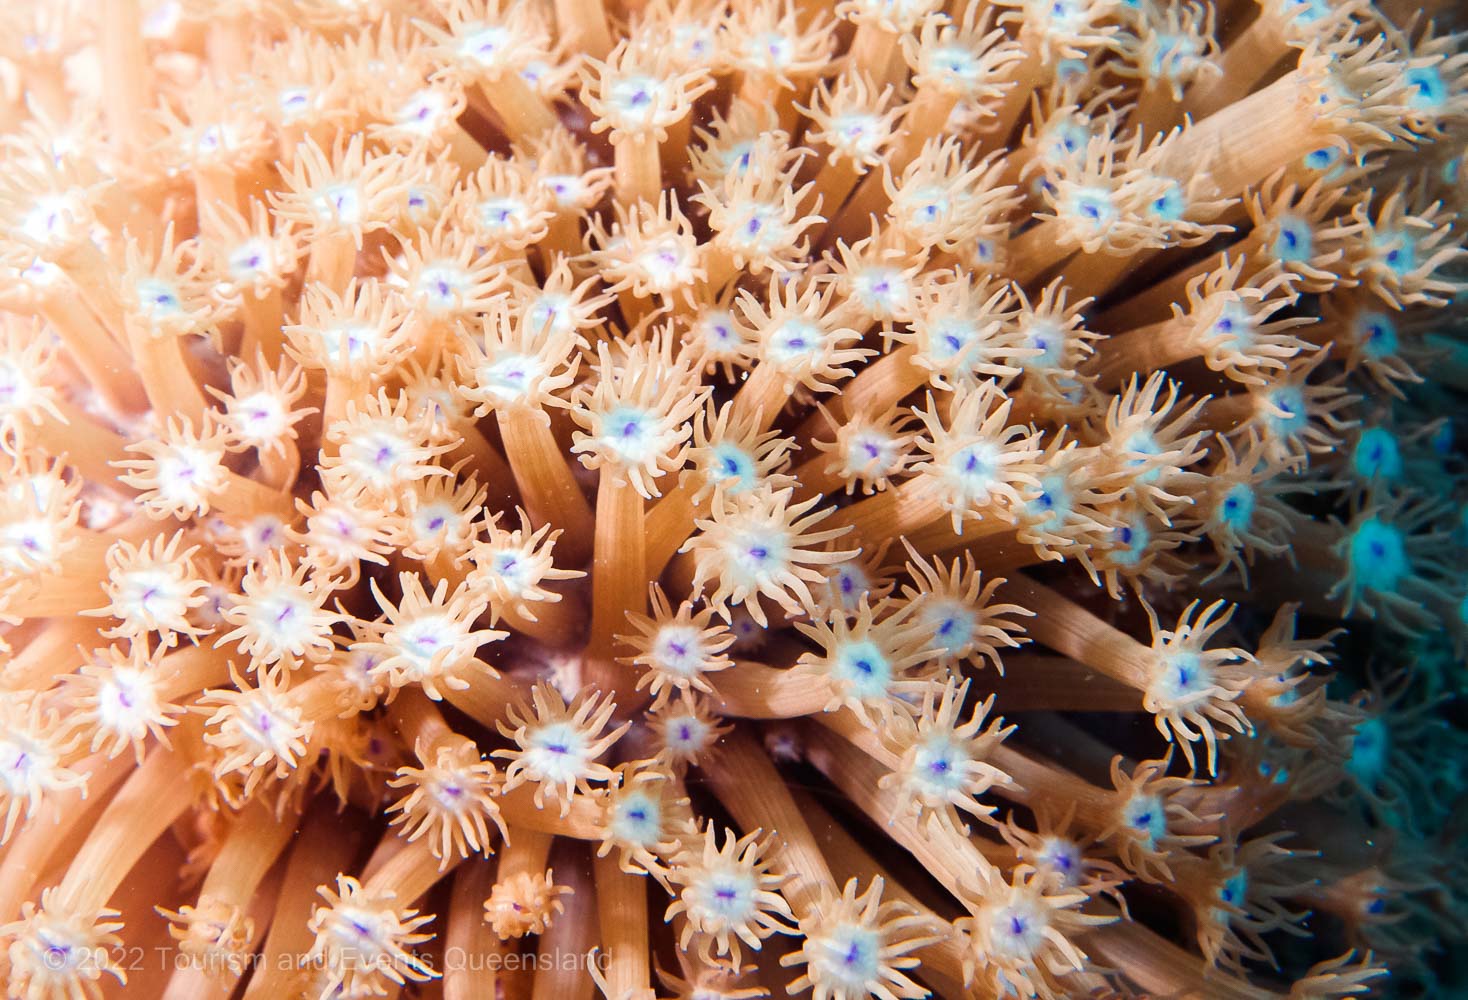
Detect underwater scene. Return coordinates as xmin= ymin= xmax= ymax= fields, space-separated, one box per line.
xmin=0 ymin=0 xmax=1463 ymax=997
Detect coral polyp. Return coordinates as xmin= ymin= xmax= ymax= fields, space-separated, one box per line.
xmin=0 ymin=0 xmax=1464 ymax=998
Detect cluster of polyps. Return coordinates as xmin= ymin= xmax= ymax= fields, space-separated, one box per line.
xmin=0 ymin=0 xmax=1464 ymax=997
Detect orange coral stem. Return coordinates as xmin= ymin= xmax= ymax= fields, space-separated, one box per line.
xmin=476 ymin=77 xmax=561 ymax=146
xmin=586 ymin=469 xmax=647 ymax=706
xmin=728 ymin=362 xmax=792 ymax=433
xmin=1183 ymin=17 xmax=1288 ymax=121
xmin=364 ymin=837 xmax=460 ymax=904
xmin=701 ymin=726 xmax=835 ymax=916
xmin=615 ymin=133 xmax=662 ymax=211
xmin=643 ymin=474 xmax=707 ymax=580
xmin=555 ymin=0 xmax=613 ymax=60
xmin=55 ymin=748 xmax=194 ymax=916
xmin=594 ymin=852 xmax=652 ymax=997
xmin=529 ymin=854 xmax=596 ymax=1000
xmin=37 ymin=294 xmax=147 ymax=415
xmin=997 ymin=574 xmax=1151 ymax=690
xmin=101 ymin=0 xmax=153 ymax=158
xmin=1159 ymin=70 xmax=1333 ymax=205
xmin=972 ymin=654 xmax=1141 ymax=712
xmin=801 ymin=343 xmax=926 ymax=435
xmin=444 ymin=862 xmax=504 ymax=1000
xmin=823 ymin=479 xmax=946 ymax=543
xmin=239 ymin=805 xmax=365 ymax=1000
xmin=1087 ymin=317 xmax=1199 ymax=388
xmin=127 ymin=327 xmax=210 ymax=425
xmin=497 ymin=408 xmax=595 ymax=565
xmin=803 ymin=721 xmax=997 ymax=898
xmin=239 ymin=287 xmax=285 ymax=365
xmin=35 ymin=399 xmax=137 ymax=491
xmin=192 ymin=798 xmax=299 ymax=913
xmin=713 ymin=660 xmax=832 ymax=719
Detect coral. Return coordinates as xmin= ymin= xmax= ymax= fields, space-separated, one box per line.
xmin=0 ymin=0 xmax=1463 ymax=998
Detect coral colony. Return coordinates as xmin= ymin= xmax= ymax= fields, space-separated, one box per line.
xmin=0 ymin=0 xmax=1466 ymax=997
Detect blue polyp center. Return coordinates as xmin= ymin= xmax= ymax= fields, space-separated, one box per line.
xmin=1109 ymin=518 xmax=1149 ymax=566
xmin=614 ymin=791 xmax=660 ymax=844
xmin=1042 ymin=0 xmax=1086 ymax=32
xmin=1211 ymin=302 xmax=1256 ymax=353
xmin=1376 ymin=232 xmax=1418 ymax=276
xmin=1267 ymin=386 xmax=1308 ymax=438
xmin=1123 ymin=430 xmax=1164 ymax=484
xmin=1049 ymin=121 xmax=1086 ymax=160
xmin=1023 ymin=319 xmax=1065 ymax=369
xmin=1348 ymin=517 xmax=1409 ymax=594
xmin=913 ymin=733 xmax=967 ymax=796
xmin=1348 ymin=716 xmax=1390 ymax=789
xmin=1072 ymin=190 xmax=1112 ymax=225
xmin=930 ymin=320 xmax=973 ymax=362
xmin=1258 ymin=758 xmax=1291 ymax=785
xmin=493 ymin=550 xmax=522 ymax=577
xmin=1304 ymin=147 xmax=1339 ymax=171
xmin=526 ymin=295 xmax=566 ymax=333
xmin=602 ymin=406 xmax=653 ymax=460
xmin=926 ymin=41 xmax=977 ymax=84
xmin=479 ymin=198 xmax=520 ymax=229
xmin=1283 ymin=0 xmax=1333 ymax=24
xmin=136 ymin=278 xmax=181 ymax=316
xmin=279 ymin=88 xmax=310 ymax=115
xmin=820 ymin=567 xmax=863 ymax=615
xmin=1219 ymin=482 xmax=1256 ymax=532
xmin=769 ymin=320 xmax=821 ymax=364
xmin=1026 ymin=474 xmax=1071 ymax=529
xmin=952 ymin=443 xmax=997 ymax=496
xmin=832 ymin=639 xmax=892 ymax=699
xmin=531 ymin=721 xmax=582 ymax=762
xmin=1273 ymin=216 xmax=1314 ymax=264
xmin=1351 ymin=427 xmax=1404 ymax=482
xmin=825 ymin=925 xmax=879 ymax=981
xmin=228 ymin=241 xmax=268 ymax=278
xmin=1124 ymin=793 xmax=1168 ymax=845
xmin=911 ymin=187 xmax=948 ymax=225
xmin=1356 ymin=311 xmax=1398 ymax=358
xmin=709 ymin=443 xmax=758 ymax=494
xmin=1148 ymin=183 xmax=1186 ymax=222
xmin=1055 ymin=56 xmax=1090 ymax=82
xmin=921 ymin=599 xmax=974 ymax=657
xmin=1405 ymin=66 xmax=1447 ymax=111
xmin=1218 ymin=870 xmax=1249 ymax=912
xmin=1432 ymin=421 xmax=1454 ymax=457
